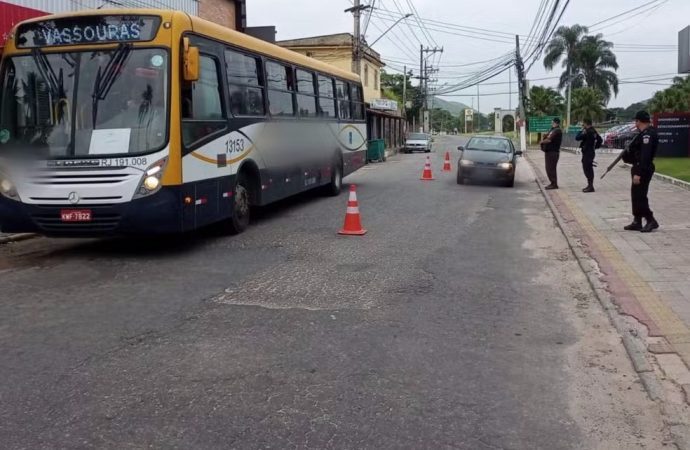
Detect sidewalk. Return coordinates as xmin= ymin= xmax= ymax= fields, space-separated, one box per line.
xmin=527 ymin=150 xmax=690 ymax=375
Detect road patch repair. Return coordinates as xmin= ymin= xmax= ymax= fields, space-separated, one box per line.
xmin=526 ymin=150 xmax=690 ymax=449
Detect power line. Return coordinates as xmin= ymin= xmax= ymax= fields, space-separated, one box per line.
xmin=588 ymin=0 xmax=663 ymax=29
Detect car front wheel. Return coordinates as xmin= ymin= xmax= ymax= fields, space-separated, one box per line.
xmin=456 ymin=170 xmax=464 ymax=185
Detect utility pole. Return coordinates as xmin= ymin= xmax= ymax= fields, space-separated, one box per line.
xmin=566 ymin=66 xmax=572 ymax=128
xmin=402 ymin=65 xmax=407 ymax=120
xmin=417 ymin=45 xmax=443 ymax=133
xmin=477 ymin=85 xmax=482 ymax=131
xmin=419 ymin=44 xmax=424 ymax=130
xmin=509 ymin=69 xmax=512 ymax=111
xmin=515 ymin=35 xmax=528 ymax=152
xmin=345 ymin=0 xmax=371 ymax=75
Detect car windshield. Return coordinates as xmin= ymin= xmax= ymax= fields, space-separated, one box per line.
xmin=0 ymin=47 xmax=168 ymax=159
xmin=408 ymin=133 xmax=428 ymax=140
xmin=466 ymin=137 xmax=512 ymax=153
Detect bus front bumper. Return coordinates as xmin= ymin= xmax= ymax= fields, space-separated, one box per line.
xmin=0 ymin=188 xmax=184 ymax=237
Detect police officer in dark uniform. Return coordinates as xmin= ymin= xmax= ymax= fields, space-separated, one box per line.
xmin=575 ymin=118 xmax=601 ymax=193
xmin=540 ymin=117 xmax=563 ymax=189
xmin=623 ymin=111 xmax=659 ymax=232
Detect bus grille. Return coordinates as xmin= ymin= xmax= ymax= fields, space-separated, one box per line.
xmin=26 ymin=173 xmax=133 ymax=185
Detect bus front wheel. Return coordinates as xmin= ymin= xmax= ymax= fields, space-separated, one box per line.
xmin=229 ymin=175 xmax=251 ymax=234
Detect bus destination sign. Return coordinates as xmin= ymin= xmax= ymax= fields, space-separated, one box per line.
xmin=16 ymin=16 xmax=161 ymax=48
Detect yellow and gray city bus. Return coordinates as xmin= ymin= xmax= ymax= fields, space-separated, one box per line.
xmin=0 ymin=10 xmax=367 ymax=236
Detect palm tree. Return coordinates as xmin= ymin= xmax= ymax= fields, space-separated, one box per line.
xmin=528 ymin=85 xmax=564 ymax=116
xmin=571 ymin=88 xmax=605 ymax=122
xmin=543 ymin=25 xmax=589 ymax=90
xmin=649 ymin=88 xmax=688 ymax=113
xmin=577 ymin=34 xmax=619 ymax=103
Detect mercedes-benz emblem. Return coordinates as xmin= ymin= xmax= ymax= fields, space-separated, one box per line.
xmin=68 ymin=192 xmax=80 ymax=204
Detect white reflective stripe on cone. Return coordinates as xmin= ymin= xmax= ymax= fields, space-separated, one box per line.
xmin=349 ymin=191 xmax=357 ymax=201
xmin=346 ymin=207 xmax=360 ymax=214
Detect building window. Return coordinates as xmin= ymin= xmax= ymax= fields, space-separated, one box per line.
xmin=306 ymin=51 xmax=314 ymax=57
xmin=225 ymin=49 xmax=265 ymax=116
xmin=317 ymin=75 xmax=336 ymax=118
xmin=364 ymin=65 xmax=369 ymax=87
xmin=374 ymin=69 xmax=378 ymax=90
xmin=182 ymin=55 xmax=227 ymax=147
xmin=266 ymin=61 xmax=295 ymax=117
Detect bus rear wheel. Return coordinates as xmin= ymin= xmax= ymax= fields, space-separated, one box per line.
xmin=323 ymin=160 xmax=343 ymax=196
xmin=229 ymin=175 xmax=251 ymax=234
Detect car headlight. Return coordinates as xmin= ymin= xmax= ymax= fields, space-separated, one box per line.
xmin=134 ymin=157 xmax=168 ymax=199
xmin=497 ymin=162 xmax=513 ymax=170
xmin=460 ymin=159 xmax=474 ymax=166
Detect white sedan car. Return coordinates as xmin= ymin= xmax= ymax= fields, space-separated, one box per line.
xmin=403 ymin=133 xmax=432 ymax=153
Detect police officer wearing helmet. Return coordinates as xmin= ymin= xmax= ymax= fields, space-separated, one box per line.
xmin=623 ymin=111 xmax=659 ymax=232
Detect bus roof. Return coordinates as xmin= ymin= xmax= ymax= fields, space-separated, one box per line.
xmin=7 ymin=8 xmax=362 ymax=84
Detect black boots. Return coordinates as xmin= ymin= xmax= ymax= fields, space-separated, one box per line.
xmin=545 ymin=184 xmax=558 ymax=190
xmin=641 ymin=218 xmax=659 ymax=233
xmin=582 ymin=185 xmax=595 ymax=193
xmin=624 ymin=217 xmax=659 ymax=232
xmin=624 ymin=218 xmax=643 ymax=231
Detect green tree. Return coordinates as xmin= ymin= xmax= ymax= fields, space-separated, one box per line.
xmin=528 ymin=85 xmax=564 ymax=116
xmin=647 ymin=76 xmax=690 ymax=113
xmin=380 ymin=69 xmax=419 ymax=123
xmin=570 ymin=87 xmax=605 ymax=122
xmin=543 ymin=25 xmax=619 ymax=105
xmin=577 ymin=34 xmax=619 ymax=103
xmin=543 ymin=25 xmax=589 ymax=90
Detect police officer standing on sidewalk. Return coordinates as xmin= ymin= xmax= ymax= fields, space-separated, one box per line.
xmin=575 ymin=119 xmax=602 ymax=192
xmin=540 ymin=117 xmax=563 ymax=190
xmin=623 ymin=111 xmax=659 ymax=232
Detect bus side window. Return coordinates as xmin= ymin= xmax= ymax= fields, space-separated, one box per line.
xmin=350 ymin=83 xmax=365 ymax=121
xmin=182 ymin=55 xmax=227 ymax=147
xmin=336 ymin=80 xmax=351 ymax=120
xmin=225 ymin=49 xmax=265 ymax=116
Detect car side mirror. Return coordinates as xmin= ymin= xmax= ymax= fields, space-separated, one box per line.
xmin=457 ymin=146 xmax=464 ymax=151
xmin=515 ymin=150 xmax=523 ymax=156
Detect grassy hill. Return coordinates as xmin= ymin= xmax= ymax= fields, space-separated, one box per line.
xmin=430 ymin=97 xmax=473 ymax=116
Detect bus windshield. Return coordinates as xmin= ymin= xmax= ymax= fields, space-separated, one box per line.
xmin=0 ymin=47 xmax=168 ymax=159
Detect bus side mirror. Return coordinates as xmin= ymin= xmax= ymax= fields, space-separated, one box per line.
xmin=182 ymin=37 xmax=200 ymax=82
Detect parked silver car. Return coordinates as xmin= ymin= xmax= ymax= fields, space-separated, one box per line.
xmin=403 ymin=133 xmax=432 ymax=153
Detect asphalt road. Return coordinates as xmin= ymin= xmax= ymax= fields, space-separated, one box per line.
xmin=0 ymin=135 xmax=669 ymax=449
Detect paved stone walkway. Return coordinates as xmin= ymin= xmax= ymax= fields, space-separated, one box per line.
xmin=528 ymin=149 xmax=690 ymax=372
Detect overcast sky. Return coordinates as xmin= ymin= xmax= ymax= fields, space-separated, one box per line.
xmin=247 ymin=0 xmax=683 ymax=113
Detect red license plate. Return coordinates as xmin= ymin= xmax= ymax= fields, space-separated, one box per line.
xmin=60 ymin=209 xmax=92 ymax=222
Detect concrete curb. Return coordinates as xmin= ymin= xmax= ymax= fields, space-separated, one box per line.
xmin=559 ymin=147 xmax=690 ymax=192
xmin=0 ymin=233 xmax=36 ymax=244
xmin=525 ymin=154 xmax=688 ymax=449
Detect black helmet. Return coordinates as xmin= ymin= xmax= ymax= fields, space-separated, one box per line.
xmin=634 ymin=111 xmax=651 ymax=122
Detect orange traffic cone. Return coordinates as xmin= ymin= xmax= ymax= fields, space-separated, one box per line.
xmin=338 ymin=185 xmax=367 ymax=236
xmin=442 ymin=151 xmax=452 ymax=172
xmin=420 ymin=156 xmax=435 ymax=181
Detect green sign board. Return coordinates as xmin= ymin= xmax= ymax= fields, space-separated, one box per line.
xmin=567 ymin=125 xmax=580 ymax=134
xmin=528 ymin=116 xmax=557 ymax=133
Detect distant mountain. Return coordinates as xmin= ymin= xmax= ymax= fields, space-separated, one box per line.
xmin=430 ymin=97 xmax=473 ymax=116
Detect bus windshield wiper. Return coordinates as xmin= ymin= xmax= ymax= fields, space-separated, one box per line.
xmin=30 ymin=48 xmax=64 ymax=100
xmin=91 ymin=43 xmax=132 ymax=127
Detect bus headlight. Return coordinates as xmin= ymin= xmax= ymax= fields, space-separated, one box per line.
xmin=134 ymin=158 xmax=167 ymax=199
xmin=0 ymin=179 xmax=13 ymax=193
xmin=144 ymin=176 xmax=160 ymax=190
xmin=0 ymin=176 xmax=18 ymax=199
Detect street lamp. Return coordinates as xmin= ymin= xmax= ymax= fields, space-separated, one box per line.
xmin=368 ymin=13 xmax=413 ymax=47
